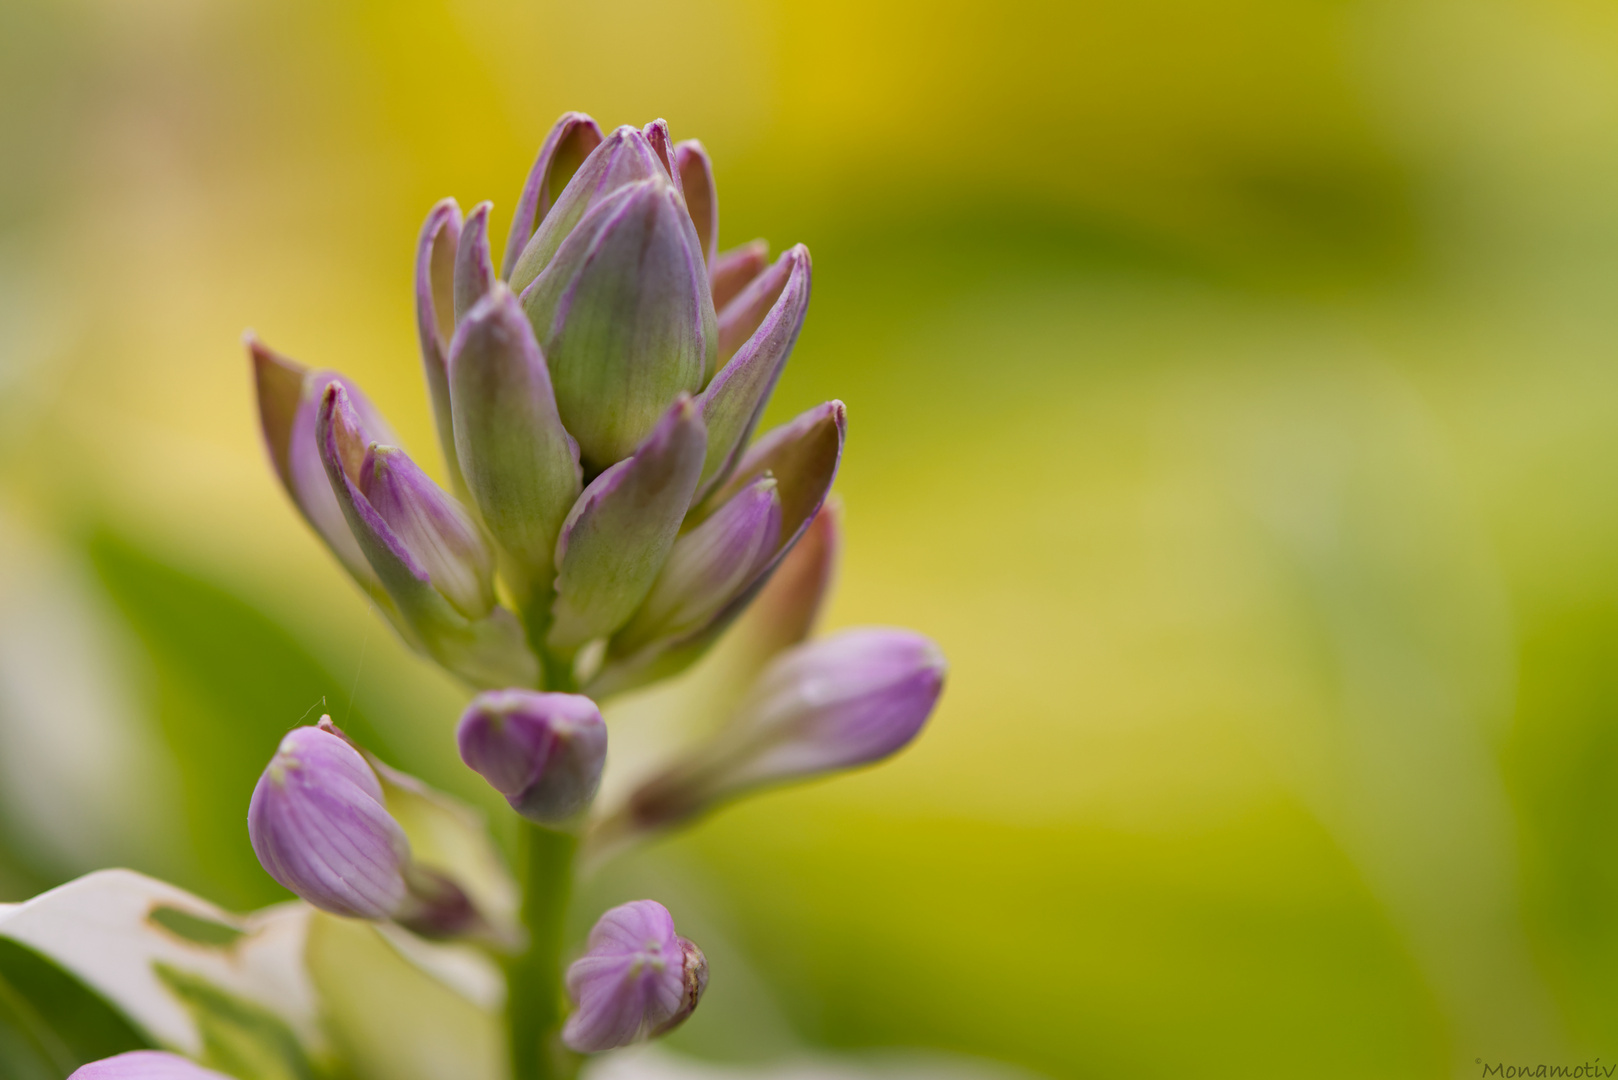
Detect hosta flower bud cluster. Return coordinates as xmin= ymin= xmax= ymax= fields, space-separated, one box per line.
xmin=252 ymin=112 xmax=824 ymax=695
xmin=224 ymin=110 xmax=948 ymax=1072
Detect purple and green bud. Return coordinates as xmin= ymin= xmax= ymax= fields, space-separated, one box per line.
xmin=621 ymin=629 xmax=945 ymax=833
xmin=448 ymin=284 xmax=582 ymax=590
xmin=502 ymin=112 xmax=605 ymax=280
xmin=710 ymin=240 xmax=770 ymax=313
xmin=70 ymin=1052 xmax=232 ymax=1080
xmin=454 ymin=200 xmax=496 ymax=324
xmin=456 ymin=690 xmax=608 ymax=825
xmin=548 ymin=395 xmax=708 ymax=650
xmin=519 ymin=176 xmax=716 ymax=469
xmin=562 ymin=900 xmax=708 ymax=1053
xmin=249 ymin=719 xmax=490 ymax=939
xmin=614 ymin=474 xmax=782 ymax=653
xmin=675 ymin=141 xmax=718 ymax=268
xmin=415 ymin=198 xmax=465 ymax=492
xmin=696 ymin=245 xmax=812 ymax=499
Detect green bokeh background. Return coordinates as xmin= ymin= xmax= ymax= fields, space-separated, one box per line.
xmin=4 ymin=0 xmax=1618 ymax=1076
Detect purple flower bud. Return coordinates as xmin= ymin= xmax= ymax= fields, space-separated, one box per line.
xmin=448 ymin=284 xmax=582 ymax=588
xmin=674 ymin=140 xmax=718 ymax=269
xmin=249 ymin=718 xmax=492 ymax=940
xmin=696 ymin=245 xmax=812 ymax=500
xmin=454 ymin=200 xmax=496 ymax=324
xmin=415 ymin=198 xmax=466 ymax=492
xmin=248 ymin=722 xmax=411 ymax=920
xmin=248 ymin=335 xmax=399 ymax=593
xmin=360 ymin=444 xmax=496 ymax=619
xmin=626 ymin=629 xmax=945 ymax=832
xmin=562 ymin=900 xmax=708 ymax=1053
xmin=520 ymin=177 xmax=716 ymax=469
xmin=710 ymin=240 xmax=769 ymax=313
xmin=614 ymin=475 xmax=782 ymax=653
xmin=456 ymin=690 xmax=607 ymax=824
xmin=641 ymin=119 xmax=685 ymax=198
xmin=70 ymin=1052 xmax=233 ymax=1080
xmin=548 ymin=395 xmax=708 ymax=650
xmin=502 ymin=112 xmax=605 ymax=280
xmin=507 ymin=125 xmax=670 ymax=293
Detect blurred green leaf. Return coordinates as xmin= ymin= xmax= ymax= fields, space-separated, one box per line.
xmin=155 ymin=964 xmax=320 ymax=1080
xmin=0 ymin=937 xmax=149 ymax=1080
xmin=88 ymin=531 xmax=396 ymax=910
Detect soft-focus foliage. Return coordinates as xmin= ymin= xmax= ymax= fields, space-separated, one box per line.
xmin=4 ymin=0 xmax=1618 ymax=1077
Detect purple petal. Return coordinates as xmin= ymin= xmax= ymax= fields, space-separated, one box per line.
xmin=248 ymin=722 xmax=410 ymax=919
xmin=695 ymin=245 xmax=812 ymax=499
xmin=501 ymin=112 xmax=605 ymax=281
xmin=520 ymin=178 xmax=714 ymax=469
xmin=614 ymin=475 xmax=781 ymax=652
xmin=507 ymin=125 xmax=667 ymax=293
xmin=416 ymin=198 xmax=465 ymax=489
xmin=456 ymin=690 xmax=607 ymax=824
xmin=447 ymin=284 xmax=582 ymax=585
xmin=710 ymin=240 xmax=769 ymax=313
xmin=641 ymin=119 xmax=684 ymax=199
xmin=549 ymin=395 xmax=708 ymax=649
xmin=70 ymin=1052 xmax=234 ymax=1080
xmin=674 ymin=140 xmax=717 ymax=268
xmin=454 ymin=201 xmax=496 ymax=325
xmin=360 ymin=444 xmax=496 ymax=619
xmin=562 ymin=900 xmax=706 ymax=1053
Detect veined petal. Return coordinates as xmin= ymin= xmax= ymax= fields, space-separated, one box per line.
xmin=501 ymin=112 xmax=604 ymax=281
xmin=454 ymin=201 xmax=496 ymax=325
xmin=520 ymin=178 xmax=714 ymax=468
xmin=562 ymin=901 xmax=706 ymax=1053
xmin=548 ymin=395 xmax=707 ymax=650
xmin=695 ymin=245 xmax=812 ymax=500
xmin=448 ymin=284 xmax=581 ymax=589
xmin=710 ymin=240 xmax=769 ymax=313
xmin=674 ymin=140 xmax=717 ymax=268
xmin=71 ymin=1052 xmax=234 ymax=1080
xmin=507 ymin=125 xmax=667 ymax=294
xmin=416 ymin=199 xmax=465 ymax=493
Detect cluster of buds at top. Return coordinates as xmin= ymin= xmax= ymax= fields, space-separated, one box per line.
xmin=250 ymin=112 xmax=827 ymax=694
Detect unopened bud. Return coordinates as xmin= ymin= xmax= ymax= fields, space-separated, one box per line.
xmin=561 ymin=900 xmax=708 ymax=1053
xmin=456 ymin=690 xmax=607 ymax=825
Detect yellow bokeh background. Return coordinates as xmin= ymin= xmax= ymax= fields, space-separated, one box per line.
xmin=6 ymin=0 xmax=1618 ymax=1076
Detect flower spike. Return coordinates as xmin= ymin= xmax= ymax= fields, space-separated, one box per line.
xmin=562 ymin=900 xmax=707 ymax=1052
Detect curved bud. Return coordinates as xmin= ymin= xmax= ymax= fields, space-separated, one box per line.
xmin=520 ymin=178 xmax=715 ymax=469
xmin=710 ymin=240 xmax=769 ymax=313
xmin=248 ymin=722 xmax=411 ymax=921
xmin=456 ymin=690 xmax=607 ymax=825
xmin=448 ymin=284 xmax=582 ymax=590
xmin=614 ymin=475 xmax=782 ymax=653
xmin=248 ymin=335 xmax=398 ymax=593
xmin=360 ymin=445 xmax=496 ymax=619
xmin=589 ymin=402 xmax=845 ymax=698
xmin=318 ymin=384 xmax=539 ymax=689
xmin=674 ymin=140 xmax=717 ymax=268
xmin=562 ymin=900 xmax=708 ymax=1053
xmin=548 ymin=395 xmax=708 ymax=650
xmin=70 ymin=1052 xmax=234 ymax=1080
xmin=415 ymin=199 xmax=466 ymax=492
xmin=695 ymin=245 xmax=812 ymax=499
xmin=507 ymin=125 xmax=668 ymax=293
xmin=626 ymin=629 xmax=945 ymax=832
xmin=502 ymin=111 xmax=605 ymax=280
xmin=454 ymin=201 xmax=496 ymax=325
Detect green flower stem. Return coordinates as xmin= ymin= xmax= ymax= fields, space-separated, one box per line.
xmin=506 ymin=819 xmax=580 ymax=1080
